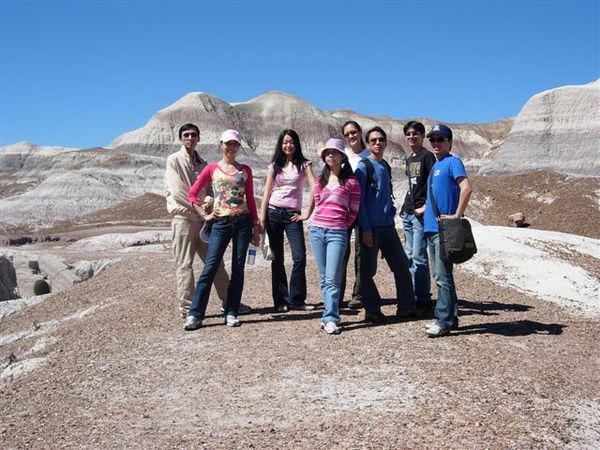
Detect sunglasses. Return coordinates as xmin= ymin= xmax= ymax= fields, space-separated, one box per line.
xmin=369 ymin=137 xmax=386 ymax=143
xmin=428 ymin=137 xmax=448 ymax=143
xmin=182 ymin=132 xmax=198 ymax=138
xmin=343 ymin=129 xmax=359 ymax=138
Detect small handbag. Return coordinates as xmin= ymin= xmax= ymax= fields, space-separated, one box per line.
xmin=260 ymin=233 xmax=275 ymax=261
xmin=429 ymin=177 xmax=477 ymax=264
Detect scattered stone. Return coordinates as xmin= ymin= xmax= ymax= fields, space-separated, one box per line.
xmin=508 ymin=212 xmax=526 ymax=227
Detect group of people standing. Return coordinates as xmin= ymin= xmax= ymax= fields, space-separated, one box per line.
xmin=164 ymin=119 xmax=472 ymax=337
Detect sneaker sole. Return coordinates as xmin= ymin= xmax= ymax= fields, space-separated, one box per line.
xmin=425 ymin=328 xmax=450 ymax=337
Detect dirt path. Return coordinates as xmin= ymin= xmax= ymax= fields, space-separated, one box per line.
xmin=1 ymin=249 xmax=598 ymax=449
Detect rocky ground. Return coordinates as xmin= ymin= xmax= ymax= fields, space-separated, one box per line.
xmin=1 ymin=243 xmax=599 ymax=449
xmin=1 ymin=170 xmax=599 ymax=449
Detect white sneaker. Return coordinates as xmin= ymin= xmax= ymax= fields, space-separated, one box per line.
xmin=425 ymin=323 xmax=450 ymax=337
xmin=323 ymin=321 xmax=340 ymax=335
xmin=424 ymin=321 xmax=437 ymax=330
xmin=221 ymin=303 xmax=252 ymax=315
xmin=225 ymin=315 xmax=240 ymax=327
xmin=183 ymin=316 xmax=202 ymax=331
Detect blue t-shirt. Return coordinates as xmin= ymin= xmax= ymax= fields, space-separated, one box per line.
xmin=424 ymin=154 xmax=468 ymax=233
xmin=355 ymin=158 xmax=396 ymax=231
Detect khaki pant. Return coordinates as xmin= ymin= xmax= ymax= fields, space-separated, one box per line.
xmin=171 ymin=217 xmax=229 ymax=315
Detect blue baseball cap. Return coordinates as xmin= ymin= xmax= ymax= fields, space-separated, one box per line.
xmin=426 ymin=124 xmax=453 ymax=140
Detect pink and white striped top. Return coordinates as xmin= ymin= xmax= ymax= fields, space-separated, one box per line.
xmin=311 ymin=176 xmax=361 ymax=229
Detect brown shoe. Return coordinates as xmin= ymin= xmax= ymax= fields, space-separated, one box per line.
xmin=347 ymin=298 xmax=363 ymax=310
xmin=290 ymin=303 xmax=316 ymax=311
xmin=364 ymin=310 xmax=387 ymax=324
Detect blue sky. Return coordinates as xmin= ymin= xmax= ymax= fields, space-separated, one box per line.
xmin=1 ymin=0 xmax=598 ymax=148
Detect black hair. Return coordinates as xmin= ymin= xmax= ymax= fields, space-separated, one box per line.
xmin=319 ymin=152 xmax=353 ymax=189
xmin=341 ymin=120 xmax=366 ymax=149
xmin=179 ymin=123 xmax=200 ymax=139
xmin=365 ymin=126 xmax=387 ymax=143
xmin=403 ymin=120 xmax=426 ymax=136
xmin=271 ymin=129 xmax=309 ymax=173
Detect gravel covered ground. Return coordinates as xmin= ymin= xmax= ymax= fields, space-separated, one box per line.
xmin=1 ymin=245 xmax=599 ymax=449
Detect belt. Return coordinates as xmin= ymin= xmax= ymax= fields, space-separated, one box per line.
xmin=217 ymin=213 xmax=250 ymax=223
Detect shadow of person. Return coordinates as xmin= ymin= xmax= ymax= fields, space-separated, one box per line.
xmin=459 ymin=298 xmax=533 ymax=315
xmin=456 ymin=320 xmax=565 ymax=336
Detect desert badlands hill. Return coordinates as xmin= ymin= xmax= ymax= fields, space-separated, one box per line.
xmin=1 ymin=80 xmax=599 ymax=449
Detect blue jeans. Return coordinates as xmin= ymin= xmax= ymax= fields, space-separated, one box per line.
xmin=189 ymin=215 xmax=253 ymax=319
xmin=309 ymin=226 xmax=347 ymax=324
xmin=402 ymin=212 xmax=431 ymax=302
xmin=359 ymin=224 xmax=416 ymax=313
xmin=426 ymin=232 xmax=458 ymax=329
xmin=266 ymin=207 xmax=307 ymax=308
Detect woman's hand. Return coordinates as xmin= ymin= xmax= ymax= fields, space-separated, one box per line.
xmin=362 ymin=230 xmax=373 ymax=248
xmin=194 ymin=202 xmax=212 ymax=218
xmin=290 ymin=213 xmax=306 ymax=222
xmin=251 ymin=227 xmax=261 ymax=246
xmin=204 ymin=210 xmax=221 ymax=222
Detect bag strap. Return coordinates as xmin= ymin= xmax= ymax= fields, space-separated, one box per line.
xmin=428 ymin=171 xmax=441 ymax=219
xmin=362 ymin=157 xmax=395 ymax=200
xmin=405 ymin=157 xmax=417 ymax=210
xmin=382 ymin=159 xmax=395 ymax=200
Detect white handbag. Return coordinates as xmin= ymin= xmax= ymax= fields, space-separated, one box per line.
xmin=260 ymin=233 xmax=275 ymax=261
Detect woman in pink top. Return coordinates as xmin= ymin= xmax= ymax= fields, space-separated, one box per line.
xmin=310 ymin=138 xmax=361 ymax=335
xmin=183 ymin=130 xmax=261 ymax=331
xmin=259 ymin=129 xmax=315 ymax=313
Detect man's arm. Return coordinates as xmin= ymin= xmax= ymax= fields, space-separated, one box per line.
xmin=440 ymin=176 xmax=472 ymax=219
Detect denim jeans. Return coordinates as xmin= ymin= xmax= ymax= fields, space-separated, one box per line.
xmin=359 ymin=224 xmax=416 ymax=313
xmin=340 ymin=223 xmax=363 ymax=302
xmin=188 ymin=214 xmax=253 ymax=319
xmin=309 ymin=226 xmax=347 ymax=324
xmin=426 ymin=232 xmax=458 ymax=329
xmin=402 ymin=212 xmax=432 ymax=302
xmin=266 ymin=206 xmax=307 ymax=308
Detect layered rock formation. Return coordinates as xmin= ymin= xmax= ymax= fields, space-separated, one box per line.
xmin=109 ymin=91 xmax=511 ymax=165
xmin=480 ymin=80 xmax=600 ymax=176
xmin=0 ymin=143 xmax=165 ymax=229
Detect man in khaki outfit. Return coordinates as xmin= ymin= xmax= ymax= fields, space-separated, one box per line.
xmin=165 ymin=123 xmax=249 ymax=318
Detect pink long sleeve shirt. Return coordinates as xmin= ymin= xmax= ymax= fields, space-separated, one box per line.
xmin=187 ymin=163 xmax=258 ymax=222
xmin=311 ymin=176 xmax=361 ymax=229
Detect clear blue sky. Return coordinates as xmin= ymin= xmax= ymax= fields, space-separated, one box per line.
xmin=1 ymin=0 xmax=598 ymax=148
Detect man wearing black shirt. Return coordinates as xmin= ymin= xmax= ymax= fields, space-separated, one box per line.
xmin=400 ymin=121 xmax=436 ymax=310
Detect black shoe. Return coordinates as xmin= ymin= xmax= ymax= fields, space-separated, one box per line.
xmin=416 ymin=300 xmax=434 ymax=311
xmin=364 ymin=310 xmax=387 ymax=324
xmin=396 ymin=307 xmax=421 ymax=318
xmin=452 ymin=316 xmax=459 ymax=330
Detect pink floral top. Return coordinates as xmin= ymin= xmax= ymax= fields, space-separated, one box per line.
xmin=187 ymin=163 xmax=258 ymax=221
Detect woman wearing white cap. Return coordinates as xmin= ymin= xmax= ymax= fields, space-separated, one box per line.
xmin=183 ymin=129 xmax=261 ymax=331
xmin=310 ymin=138 xmax=361 ymax=334
xmin=259 ymin=129 xmax=316 ymax=313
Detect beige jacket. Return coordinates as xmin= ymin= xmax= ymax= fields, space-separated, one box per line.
xmin=165 ymin=146 xmax=211 ymax=222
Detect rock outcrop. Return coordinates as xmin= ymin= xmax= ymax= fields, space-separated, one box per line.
xmin=0 ymin=255 xmax=20 ymax=301
xmin=480 ymin=80 xmax=600 ymax=176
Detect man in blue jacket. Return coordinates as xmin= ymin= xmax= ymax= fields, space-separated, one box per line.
xmin=355 ymin=126 xmax=418 ymax=323
xmin=423 ymin=124 xmax=472 ymax=337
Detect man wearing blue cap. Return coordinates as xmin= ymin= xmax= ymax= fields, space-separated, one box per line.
xmin=423 ymin=124 xmax=472 ymax=337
